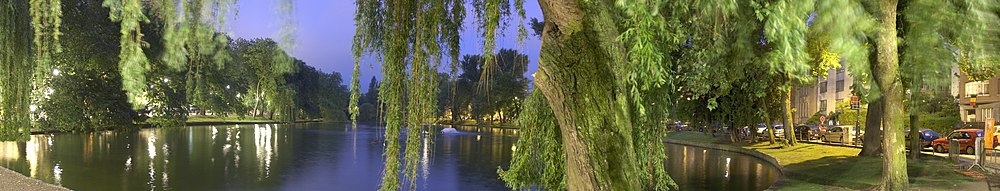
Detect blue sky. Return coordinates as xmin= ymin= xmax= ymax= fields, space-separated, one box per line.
xmin=227 ymin=0 xmax=543 ymax=92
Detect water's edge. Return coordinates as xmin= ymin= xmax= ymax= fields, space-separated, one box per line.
xmin=0 ymin=165 xmax=69 ymax=191
xmin=662 ymin=139 xmax=785 ymax=190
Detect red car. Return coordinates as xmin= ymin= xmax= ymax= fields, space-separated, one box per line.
xmin=931 ymin=129 xmax=998 ymax=154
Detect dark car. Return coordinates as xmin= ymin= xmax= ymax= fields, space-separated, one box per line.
xmin=904 ymin=129 xmax=939 ymax=149
xmin=795 ymin=125 xmax=821 ymax=140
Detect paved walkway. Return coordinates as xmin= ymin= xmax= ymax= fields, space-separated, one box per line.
xmin=0 ymin=167 xmax=68 ymax=191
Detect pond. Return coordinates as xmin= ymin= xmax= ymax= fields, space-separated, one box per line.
xmin=0 ymin=122 xmax=779 ymax=191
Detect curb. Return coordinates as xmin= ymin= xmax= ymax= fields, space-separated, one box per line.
xmin=663 ymin=139 xmax=784 ymax=175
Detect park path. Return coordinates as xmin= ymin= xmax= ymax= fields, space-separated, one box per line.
xmin=0 ymin=167 xmax=68 ymax=191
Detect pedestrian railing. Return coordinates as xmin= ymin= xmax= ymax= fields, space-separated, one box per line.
xmin=985 ymin=148 xmax=1000 ymax=171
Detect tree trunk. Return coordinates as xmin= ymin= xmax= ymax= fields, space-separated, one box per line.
xmin=860 ymin=98 xmax=884 ymax=156
xmin=909 ymin=114 xmax=920 ymax=159
xmin=784 ymin=84 xmax=797 ymax=145
xmin=766 ymin=116 xmax=777 ymax=145
xmin=873 ymin=0 xmax=909 ymax=189
xmin=0 ymin=0 xmax=33 ymax=141
xmin=534 ymin=0 xmax=645 ymax=190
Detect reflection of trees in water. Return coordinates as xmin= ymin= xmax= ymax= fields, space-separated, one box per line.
xmin=664 ymin=144 xmax=778 ymax=191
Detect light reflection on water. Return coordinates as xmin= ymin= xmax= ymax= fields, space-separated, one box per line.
xmin=664 ymin=143 xmax=781 ymax=191
xmin=0 ymin=123 xmax=778 ymax=191
xmin=0 ymin=123 xmax=519 ymax=191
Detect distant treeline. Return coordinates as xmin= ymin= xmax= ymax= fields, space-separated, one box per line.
xmin=356 ymin=49 xmax=530 ymax=124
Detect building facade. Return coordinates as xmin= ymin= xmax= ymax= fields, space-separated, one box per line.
xmin=792 ymin=67 xmax=856 ymax=124
xmin=958 ymin=69 xmax=999 ymax=123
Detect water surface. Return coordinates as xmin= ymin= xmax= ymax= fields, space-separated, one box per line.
xmin=0 ymin=123 xmax=517 ymax=191
xmin=0 ymin=123 xmax=779 ymax=191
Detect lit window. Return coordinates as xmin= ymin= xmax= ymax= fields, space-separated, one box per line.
xmin=965 ymin=81 xmax=990 ymax=97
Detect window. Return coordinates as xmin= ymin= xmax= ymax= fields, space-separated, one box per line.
xmin=837 ymin=68 xmax=845 ymax=74
xmin=965 ymin=80 xmax=990 ymax=97
xmin=820 ymin=82 xmax=828 ymax=93
xmin=967 ymin=109 xmax=977 ymax=122
xmin=983 ymin=108 xmax=994 ymax=121
xmin=836 ymin=80 xmax=845 ymax=92
xmin=820 ymin=100 xmax=828 ymax=113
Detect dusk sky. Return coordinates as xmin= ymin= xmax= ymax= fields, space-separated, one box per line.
xmin=227 ymin=1 xmax=544 ymax=92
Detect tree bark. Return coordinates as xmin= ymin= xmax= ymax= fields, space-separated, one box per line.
xmin=909 ymin=114 xmax=920 ymax=159
xmin=860 ymin=98 xmax=884 ymax=156
xmin=766 ymin=116 xmax=777 ymax=145
xmin=873 ymin=0 xmax=909 ymax=189
xmin=784 ymin=85 xmax=797 ymax=145
xmin=535 ymin=0 xmax=639 ymax=190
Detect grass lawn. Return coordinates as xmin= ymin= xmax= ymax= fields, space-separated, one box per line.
xmin=665 ymin=131 xmax=983 ymax=190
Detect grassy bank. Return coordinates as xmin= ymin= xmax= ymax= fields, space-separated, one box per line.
xmin=665 ymin=131 xmax=983 ymax=190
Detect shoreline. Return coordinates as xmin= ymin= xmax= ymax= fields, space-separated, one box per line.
xmin=29 ymin=119 xmax=328 ymax=135
xmin=0 ymin=166 xmax=69 ymax=191
xmin=434 ymin=122 xmax=518 ymax=129
xmin=664 ymin=131 xmax=991 ymax=190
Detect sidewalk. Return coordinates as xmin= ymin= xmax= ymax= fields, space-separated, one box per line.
xmin=0 ymin=166 xmax=67 ymax=191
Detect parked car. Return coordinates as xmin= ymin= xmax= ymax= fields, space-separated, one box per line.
xmin=904 ymin=128 xmax=939 ymax=149
xmin=773 ymin=125 xmax=785 ymax=138
xmin=756 ymin=124 xmax=768 ymax=134
xmin=795 ymin=125 xmax=822 ymax=140
xmin=821 ymin=126 xmax=860 ymax=144
xmin=931 ymin=129 xmax=999 ymax=154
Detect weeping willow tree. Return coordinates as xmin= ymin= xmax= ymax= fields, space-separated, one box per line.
xmin=351 ymin=0 xmax=473 ymax=189
xmin=811 ymin=0 xmax=1000 ymax=189
xmin=100 ymin=0 xmax=295 ymax=113
xmin=0 ymin=0 xmax=297 ymax=138
xmin=0 ymin=0 xmax=34 ymax=140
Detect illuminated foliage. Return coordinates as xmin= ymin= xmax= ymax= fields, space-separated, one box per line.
xmin=0 ymin=0 xmax=33 ymax=140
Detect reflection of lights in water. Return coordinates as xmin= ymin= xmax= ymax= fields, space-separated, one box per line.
xmin=477 ymin=135 xmax=481 ymax=141
xmin=421 ymin=135 xmax=430 ymax=181
xmin=125 ymin=157 xmax=132 ymax=171
xmin=0 ymin=141 xmax=20 ymax=160
xmin=162 ymin=171 xmax=169 ymax=189
xmin=144 ymin=130 xmax=158 ymax=190
xmin=725 ymin=157 xmax=731 ymax=178
xmin=53 ymin=163 xmax=62 ymax=185
xmin=148 ymin=132 xmax=157 ymax=158
xmin=255 ymin=124 xmax=273 ymax=178
xmin=26 ymin=136 xmax=39 ymax=178
xmin=47 ymin=136 xmax=53 ymax=146
xmin=511 ymin=145 xmax=517 ymax=152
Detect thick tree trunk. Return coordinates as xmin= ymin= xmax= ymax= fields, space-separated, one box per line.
xmin=783 ymin=85 xmax=797 ymax=145
xmin=534 ymin=0 xmax=645 ymax=190
xmin=0 ymin=0 xmax=33 ymax=140
xmin=873 ymin=0 xmax=909 ymax=189
xmin=860 ymin=98 xmax=884 ymax=156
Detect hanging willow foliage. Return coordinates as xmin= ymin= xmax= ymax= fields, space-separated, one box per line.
xmin=30 ymin=0 xmax=63 ymax=67
xmin=103 ymin=0 xmax=151 ymax=109
xmin=0 ymin=0 xmax=34 ymax=141
xmin=498 ymin=90 xmax=566 ymax=190
xmin=350 ymin=0 xmax=522 ymax=190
